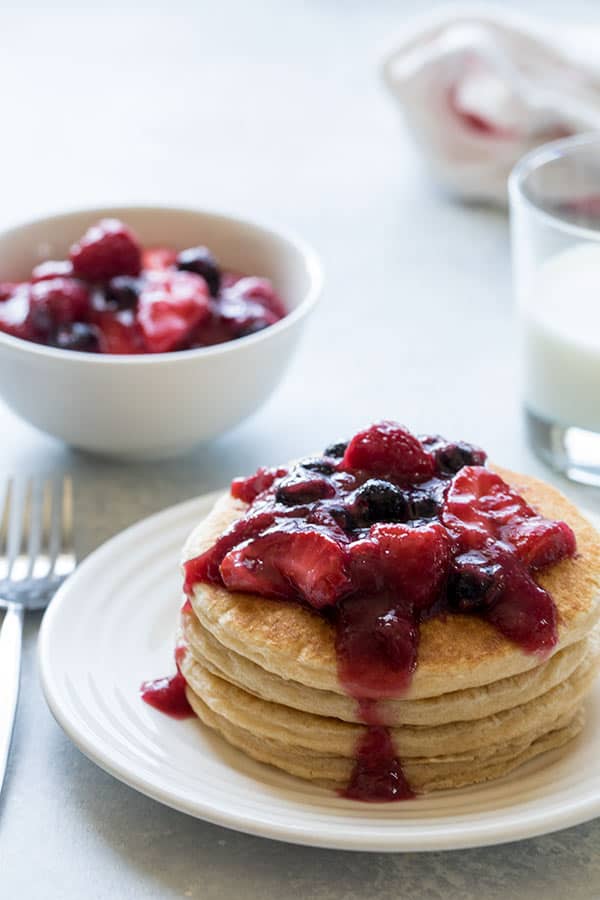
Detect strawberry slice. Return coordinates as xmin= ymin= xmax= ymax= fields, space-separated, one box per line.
xmin=442 ymin=466 xmax=535 ymax=551
xmin=138 ymin=270 xmax=210 ymax=352
xmin=231 ymin=466 xmax=288 ymax=503
xmin=183 ymin=510 xmax=277 ymax=590
xmin=92 ymin=310 xmax=145 ymax=354
xmin=226 ymin=276 xmax=287 ymax=319
xmin=142 ymin=246 xmax=178 ymax=271
xmin=341 ymin=421 xmax=436 ymax=485
xmin=220 ymin=523 xmax=352 ymax=608
xmin=501 ymin=518 xmax=576 ymax=571
xmin=483 ymin=547 xmax=558 ymax=655
xmin=349 ymin=521 xmax=451 ymax=610
xmin=443 ymin=467 xmax=576 ymax=570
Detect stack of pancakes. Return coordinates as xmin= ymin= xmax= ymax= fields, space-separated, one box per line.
xmin=179 ymin=469 xmax=600 ymax=793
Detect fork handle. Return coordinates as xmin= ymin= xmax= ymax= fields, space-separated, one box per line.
xmin=0 ymin=602 xmax=24 ymax=795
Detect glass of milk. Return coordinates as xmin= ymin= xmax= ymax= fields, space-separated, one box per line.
xmin=509 ymin=134 xmax=600 ymax=486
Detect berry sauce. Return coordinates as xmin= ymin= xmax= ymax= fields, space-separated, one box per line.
xmin=140 ymin=642 xmax=194 ymax=719
xmin=181 ymin=422 xmax=576 ymax=800
xmin=342 ymin=725 xmax=414 ymax=802
xmin=0 ymin=218 xmax=286 ymax=354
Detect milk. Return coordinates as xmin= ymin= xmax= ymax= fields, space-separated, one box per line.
xmin=522 ymin=242 xmax=600 ymax=433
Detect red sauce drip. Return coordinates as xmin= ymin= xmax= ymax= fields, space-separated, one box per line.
xmin=140 ymin=672 xmax=193 ymax=719
xmin=335 ymin=596 xmax=418 ymax=800
xmin=357 ymin=698 xmax=382 ymax=726
xmin=140 ymin=642 xmax=194 ymax=719
xmin=341 ymin=726 xmax=414 ymax=802
xmin=335 ymin=592 xmax=418 ymax=700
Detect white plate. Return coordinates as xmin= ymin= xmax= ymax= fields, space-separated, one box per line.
xmin=38 ymin=493 xmax=600 ymax=852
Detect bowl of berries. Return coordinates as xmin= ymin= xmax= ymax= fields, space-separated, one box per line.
xmin=0 ymin=206 xmax=321 ymax=458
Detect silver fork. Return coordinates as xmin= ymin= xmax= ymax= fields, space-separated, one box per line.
xmin=0 ymin=476 xmax=76 ymax=795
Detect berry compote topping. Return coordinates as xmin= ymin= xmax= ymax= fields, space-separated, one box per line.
xmin=0 ymin=218 xmax=287 ymax=354
xmin=180 ymin=421 xmax=576 ymax=801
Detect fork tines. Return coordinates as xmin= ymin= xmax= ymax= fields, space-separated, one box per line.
xmin=0 ymin=476 xmax=75 ymax=592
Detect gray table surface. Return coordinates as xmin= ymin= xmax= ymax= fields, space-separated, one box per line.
xmin=2 ymin=1 xmax=600 ymax=897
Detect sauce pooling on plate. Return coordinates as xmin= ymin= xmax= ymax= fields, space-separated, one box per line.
xmin=140 ymin=642 xmax=193 ymax=719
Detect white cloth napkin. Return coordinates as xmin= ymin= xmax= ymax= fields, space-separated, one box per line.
xmin=381 ymin=5 xmax=600 ymax=205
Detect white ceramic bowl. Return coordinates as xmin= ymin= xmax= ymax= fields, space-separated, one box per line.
xmin=0 ymin=206 xmax=322 ymax=459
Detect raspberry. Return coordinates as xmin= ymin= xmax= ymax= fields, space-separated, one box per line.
xmin=70 ymin=218 xmax=142 ymax=280
xmin=342 ymin=421 xmax=436 ymax=485
xmin=29 ymin=277 xmax=90 ymax=327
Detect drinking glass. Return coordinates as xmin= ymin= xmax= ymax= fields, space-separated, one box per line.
xmin=509 ymin=133 xmax=600 ymax=486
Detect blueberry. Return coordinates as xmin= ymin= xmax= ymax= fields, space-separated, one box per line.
xmin=276 ymin=472 xmax=335 ymax=505
xmin=27 ymin=304 xmax=54 ymax=340
xmin=52 ymin=322 xmax=100 ymax=353
xmin=350 ymin=479 xmax=409 ymax=525
xmin=435 ymin=441 xmax=487 ymax=475
xmin=176 ymin=246 xmax=221 ymax=296
xmin=237 ymin=318 xmax=270 ymax=337
xmin=104 ymin=276 xmax=141 ymax=311
xmin=408 ymin=490 xmax=440 ymax=519
xmin=298 ymin=457 xmax=337 ymax=475
xmin=449 ymin=551 xmax=504 ymax=612
xmin=327 ymin=506 xmax=356 ymax=531
xmin=324 ymin=441 xmax=348 ymax=459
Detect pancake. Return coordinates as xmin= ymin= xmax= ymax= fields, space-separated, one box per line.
xmin=182 ymin=608 xmax=593 ymax=726
xmin=185 ymin=681 xmax=584 ymax=793
xmin=183 ymin=469 xmax=600 ymax=701
xmin=178 ymin=641 xmax=598 ymax=759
